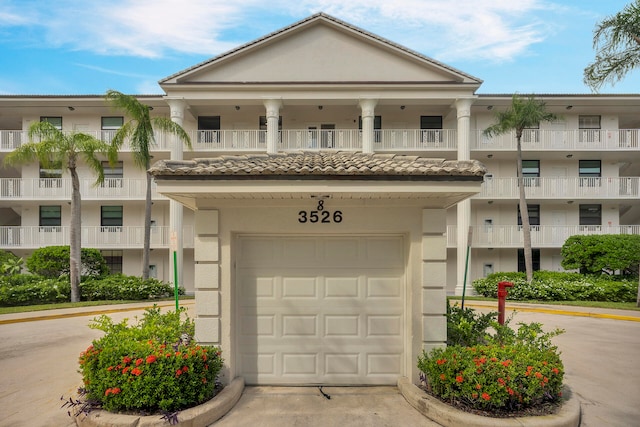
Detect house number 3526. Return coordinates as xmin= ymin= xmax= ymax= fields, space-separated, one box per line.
xmin=298 ymin=200 xmax=343 ymax=223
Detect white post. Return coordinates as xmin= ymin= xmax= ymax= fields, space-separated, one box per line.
xmin=263 ymin=99 xmax=282 ymax=154
xmin=359 ymin=99 xmax=378 ymax=154
xmin=455 ymin=98 xmax=475 ymax=295
xmin=166 ymin=98 xmax=186 ymax=289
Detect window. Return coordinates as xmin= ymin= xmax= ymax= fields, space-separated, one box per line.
xmin=102 ymin=161 xmax=123 ymax=188
xmin=198 ymin=116 xmax=221 ymax=143
xmin=39 ymin=161 xmax=62 ymax=188
xmin=518 ymin=204 xmax=540 ymax=232
xmin=101 ymin=206 xmax=123 ymax=230
xmin=579 ymin=160 xmax=601 ymax=187
xmin=522 ymin=160 xmax=540 ymax=187
xmin=40 ymin=116 xmax=62 ymax=130
xmin=420 ymin=115 xmax=443 ymax=143
xmin=102 ymin=250 xmax=123 ymax=274
xmin=359 ymin=115 xmax=382 ymax=143
xmin=101 ymin=117 xmax=123 ymax=142
xmin=579 ymin=115 xmax=601 ymax=143
xmin=40 ymin=206 xmax=61 ymax=230
xmin=518 ymin=249 xmax=540 ymax=272
xmin=579 ymin=204 xmax=601 ymax=226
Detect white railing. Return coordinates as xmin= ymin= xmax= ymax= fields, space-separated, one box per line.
xmin=3 ymin=128 xmax=639 ymax=153
xmin=280 ymin=129 xmax=362 ymax=150
xmin=477 ymin=177 xmax=640 ymax=199
xmin=473 ymin=129 xmax=640 ymax=151
xmin=0 ymin=178 xmax=166 ymax=200
xmin=191 ymin=130 xmax=265 ymax=151
xmin=446 ymin=225 xmax=640 ymax=247
xmin=0 ymin=226 xmax=194 ymax=249
xmin=375 ymin=129 xmax=458 ymax=150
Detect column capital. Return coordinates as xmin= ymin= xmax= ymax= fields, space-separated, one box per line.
xmin=263 ymin=99 xmax=282 ymax=116
xmin=164 ymin=97 xmax=187 ymax=120
xmin=358 ymin=98 xmax=378 ymax=117
xmin=454 ymin=98 xmax=475 ymax=119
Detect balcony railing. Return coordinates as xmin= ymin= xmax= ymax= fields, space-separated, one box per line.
xmin=477 ymin=177 xmax=640 ymax=200
xmin=473 ymin=129 xmax=640 ymax=150
xmin=3 ymin=128 xmax=639 ymax=153
xmin=0 ymin=226 xmax=194 ymax=249
xmin=0 ymin=178 xmax=167 ymax=200
xmin=446 ymin=225 xmax=640 ymax=248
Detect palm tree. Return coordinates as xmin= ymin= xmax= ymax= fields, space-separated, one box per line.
xmin=105 ymin=90 xmax=191 ymax=280
xmin=3 ymin=122 xmax=110 ymax=301
xmin=584 ymin=0 xmax=640 ymax=91
xmin=483 ymin=95 xmax=558 ymax=283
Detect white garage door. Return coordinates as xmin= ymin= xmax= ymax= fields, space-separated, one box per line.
xmin=236 ymin=235 xmax=405 ymax=385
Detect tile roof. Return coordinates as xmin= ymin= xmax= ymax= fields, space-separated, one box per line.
xmin=149 ymin=151 xmax=487 ymax=181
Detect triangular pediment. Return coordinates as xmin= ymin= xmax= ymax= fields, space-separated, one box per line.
xmin=161 ymin=14 xmax=481 ymax=86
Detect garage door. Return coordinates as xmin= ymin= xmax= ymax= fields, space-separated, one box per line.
xmin=236 ymin=235 xmax=405 ymax=385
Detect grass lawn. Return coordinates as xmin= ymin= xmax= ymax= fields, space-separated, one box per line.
xmin=0 ymin=296 xmax=194 ymax=315
xmin=448 ymin=296 xmax=640 ymax=311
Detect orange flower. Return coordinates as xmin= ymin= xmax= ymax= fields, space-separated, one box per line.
xmin=439 ymin=374 xmax=445 ymax=381
xmin=146 ymin=355 xmax=157 ymax=364
xmin=135 ymin=358 xmax=144 ymax=367
xmin=131 ymin=368 xmax=142 ymax=376
xmin=176 ymin=369 xmax=183 ymax=377
xmin=436 ymin=359 xmax=447 ymax=365
xmin=456 ymin=375 xmax=463 ymax=383
xmin=122 ymin=356 xmax=132 ymax=364
xmin=481 ymin=393 xmax=491 ymax=401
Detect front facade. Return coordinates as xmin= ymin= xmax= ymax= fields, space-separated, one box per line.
xmin=1 ymin=14 xmax=639 ymax=385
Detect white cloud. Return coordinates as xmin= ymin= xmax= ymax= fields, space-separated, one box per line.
xmin=3 ymin=0 xmax=555 ymax=62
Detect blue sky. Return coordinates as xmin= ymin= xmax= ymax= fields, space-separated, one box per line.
xmin=0 ymin=0 xmax=637 ymax=95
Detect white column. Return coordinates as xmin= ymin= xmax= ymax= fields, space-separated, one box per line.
xmin=359 ymin=99 xmax=378 ymax=154
xmin=263 ymin=99 xmax=282 ymax=154
xmin=166 ymin=98 xmax=186 ymax=289
xmin=454 ymin=98 xmax=474 ymax=295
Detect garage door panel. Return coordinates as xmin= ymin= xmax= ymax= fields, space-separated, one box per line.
xmin=237 ymin=235 xmax=405 ymax=385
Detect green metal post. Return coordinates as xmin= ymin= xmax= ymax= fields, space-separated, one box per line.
xmin=173 ymin=250 xmax=179 ymax=311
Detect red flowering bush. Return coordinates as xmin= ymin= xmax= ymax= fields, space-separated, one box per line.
xmin=78 ymin=306 xmax=223 ymax=412
xmin=418 ymin=309 xmax=565 ymax=413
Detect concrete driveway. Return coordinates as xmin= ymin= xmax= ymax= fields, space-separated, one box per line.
xmin=1 ymin=301 xmax=639 ymax=427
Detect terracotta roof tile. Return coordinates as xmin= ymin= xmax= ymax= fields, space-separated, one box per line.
xmin=149 ymin=151 xmax=486 ymax=181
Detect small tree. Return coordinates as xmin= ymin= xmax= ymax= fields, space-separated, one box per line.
xmin=4 ymin=122 xmax=110 ymax=301
xmin=483 ymin=95 xmax=558 ymax=283
xmin=561 ymin=234 xmax=640 ymax=275
xmin=105 ymin=90 xmax=191 ymax=280
xmin=26 ymin=246 xmax=108 ymax=279
xmin=584 ymin=0 xmax=640 ymax=91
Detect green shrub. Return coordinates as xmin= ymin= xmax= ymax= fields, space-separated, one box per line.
xmin=0 ymin=250 xmax=23 ymax=275
xmin=419 ymin=305 xmax=565 ymax=412
xmin=561 ymin=234 xmax=640 ymax=275
xmin=473 ymin=271 xmax=638 ymax=302
xmin=80 ymin=275 xmax=176 ymax=301
xmin=26 ymin=246 xmax=108 ymax=278
xmin=0 ymin=277 xmax=70 ymax=306
xmin=79 ymin=307 xmax=224 ymax=413
xmin=446 ymin=304 xmax=498 ymax=347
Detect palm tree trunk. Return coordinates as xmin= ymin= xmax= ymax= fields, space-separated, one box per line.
xmin=142 ymin=170 xmax=152 ymax=280
xmin=69 ymin=166 xmax=82 ymax=302
xmin=516 ymin=136 xmax=534 ymax=283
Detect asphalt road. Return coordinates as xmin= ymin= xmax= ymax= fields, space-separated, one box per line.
xmin=0 ymin=301 xmax=638 ymax=427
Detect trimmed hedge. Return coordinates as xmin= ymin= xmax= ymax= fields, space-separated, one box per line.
xmin=80 ymin=275 xmax=177 ymax=301
xmin=473 ymin=271 xmax=638 ymax=302
xmin=0 ymin=274 xmax=181 ymax=306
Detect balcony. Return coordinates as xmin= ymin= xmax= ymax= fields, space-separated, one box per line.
xmin=0 ymin=178 xmax=167 ymax=201
xmin=0 ymin=226 xmax=194 ymax=250
xmin=3 ymin=128 xmax=638 ymax=153
xmin=477 ymin=177 xmax=640 ymax=200
xmin=446 ymin=225 xmax=640 ymax=248
xmin=473 ymin=129 xmax=640 ymax=151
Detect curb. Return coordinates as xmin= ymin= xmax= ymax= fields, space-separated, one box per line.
xmin=398 ymin=377 xmax=581 ymax=427
xmin=76 ymin=376 xmax=244 ymax=427
xmin=462 ymin=302 xmax=640 ymax=323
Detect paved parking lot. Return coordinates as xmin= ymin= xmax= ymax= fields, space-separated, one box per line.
xmin=0 ymin=301 xmax=638 ymax=426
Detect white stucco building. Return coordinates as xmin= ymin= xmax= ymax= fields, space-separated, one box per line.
xmin=0 ymin=14 xmax=639 ymax=385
